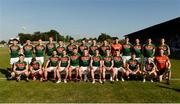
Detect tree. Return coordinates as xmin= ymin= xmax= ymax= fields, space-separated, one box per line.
xmin=0 ymin=40 xmax=6 ymax=44
xmin=97 ymin=33 xmax=112 ymax=43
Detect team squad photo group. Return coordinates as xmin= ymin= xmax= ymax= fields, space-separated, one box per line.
xmin=8 ymin=36 xmax=171 ymax=84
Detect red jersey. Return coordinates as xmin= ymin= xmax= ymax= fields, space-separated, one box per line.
xmin=111 ymin=44 xmax=122 ymax=56
xmin=155 ymin=55 xmax=169 ymax=69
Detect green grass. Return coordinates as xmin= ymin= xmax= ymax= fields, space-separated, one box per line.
xmin=0 ymin=47 xmax=180 ymax=103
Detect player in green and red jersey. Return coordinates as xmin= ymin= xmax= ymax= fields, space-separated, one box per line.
xmin=99 ymin=40 xmax=111 ymax=57
xmin=67 ymin=38 xmax=77 ymax=55
xmin=132 ymin=39 xmax=142 ymax=63
xmin=113 ymin=51 xmax=126 ymax=82
xmin=111 ymin=38 xmax=122 ymax=56
xmin=126 ymin=53 xmax=141 ymax=80
xmin=34 ymin=39 xmax=45 ymax=64
xmin=69 ymin=48 xmax=80 ymax=81
xmin=23 ymin=40 xmax=34 ymax=64
xmin=9 ymin=39 xmax=21 ymax=66
xmin=44 ymin=51 xmax=59 ymax=81
xmin=78 ymin=39 xmax=88 ymax=55
xmin=29 ymin=58 xmax=43 ymax=81
xmin=102 ymin=49 xmax=115 ymax=83
xmin=155 ymin=49 xmax=171 ymax=84
xmin=122 ymin=37 xmax=133 ymax=64
xmin=56 ymin=40 xmax=66 ymax=57
xmin=12 ymin=54 xmax=29 ymax=82
xmin=142 ymin=57 xmax=157 ymax=83
xmin=89 ymin=39 xmax=99 ymax=56
xmin=156 ymin=38 xmax=170 ymax=56
xmin=143 ymin=38 xmax=155 ymax=62
xmin=56 ymin=50 xmax=70 ymax=84
xmin=79 ymin=49 xmax=91 ymax=81
xmin=46 ymin=37 xmax=56 ymax=59
xmin=90 ymin=49 xmax=103 ymax=84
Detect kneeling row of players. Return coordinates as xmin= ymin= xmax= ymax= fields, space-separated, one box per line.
xmin=11 ymin=49 xmax=171 ymax=84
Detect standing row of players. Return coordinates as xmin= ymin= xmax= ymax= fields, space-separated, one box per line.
xmin=9 ymin=37 xmax=171 ymax=84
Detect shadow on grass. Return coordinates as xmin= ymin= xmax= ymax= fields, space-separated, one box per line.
xmin=157 ymin=85 xmax=180 ymax=92
xmin=0 ymin=68 xmax=10 ymax=78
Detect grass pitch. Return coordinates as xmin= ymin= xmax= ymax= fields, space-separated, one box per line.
xmin=0 ymin=47 xmax=180 ymax=103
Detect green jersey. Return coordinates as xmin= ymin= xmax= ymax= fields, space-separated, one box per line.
xmin=122 ymin=43 xmax=132 ymax=56
xmin=60 ymin=55 xmax=69 ymax=67
xmin=113 ymin=56 xmax=123 ymax=68
xmin=10 ymin=45 xmax=20 ymax=58
xmin=89 ymin=45 xmax=98 ymax=56
xmin=128 ymin=59 xmax=139 ymax=71
xmin=30 ymin=61 xmax=40 ymax=70
xmin=23 ymin=44 xmax=33 ymax=57
xmin=143 ymin=44 xmax=155 ymax=57
xmin=15 ymin=61 xmax=27 ymax=71
xmin=67 ymin=44 xmax=77 ymax=55
xmin=80 ymin=55 xmax=91 ymax=67
xmin=35 ymin=44 xmax=45 ymax=57
xmin=70 ymin=53 xmax=80 ymax=66
xmin=133 ymin=44 xmax=142 ymax=58
xmin=49 ymin=56 xmax=59 ymax=67
xmin=157 ymin=44 xmax=170 ymax=56
xmin=103 ymin=56 xmax=113 ymax=67
xmin=92 ymin=55 xmax=102 ymax=67
xmin=78 ymin=45 xmax=88 ymax=55
xmin=46 ymin=43 xmax=56 ymax=56
xmin=56 ymin=45 xmax=66 ymax=56
xmin=100 ymin=45 xmax=111 ymax=56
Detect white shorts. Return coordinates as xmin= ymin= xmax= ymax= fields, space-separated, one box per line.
xmin=122 ymin=56 xmax=131 ymax=63
xmin=36 ymin=57 xmax=44 ymax=64
xmin=80 ymin=67 xmax=89 ymax=74
xmin=114 ymin=67 xmax=125 ymax=73
xmin=59 ymin=67 xmax=66 ymax=72
xmin=47 ymin=67 xmax=56 ymax=72
xmin=24 ymin=57 xmax=32 ymax=64
xmin=71 ymin=66 xmax=79 ymax=69
xmin=10 ymin=57 xmax=19 ymax=65
xmin=92 ymin=66 xmax=99 ymax=72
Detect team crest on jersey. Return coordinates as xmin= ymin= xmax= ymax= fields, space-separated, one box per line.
xmin=123 ymin=44 xmax=131 ymax=48
xmin=134 ymin=45 xmax=141 ymax=49
xmin=145 ymin=45 xmax=154 ymax=50
xmin=129 ymin=60 xmax=137 ymax=65
xmin=11 ymin=45 xmax=19 ymax=50
xmin=47 ymin=44 xmax=55 ymax=48
xmin=80 ymin=46 xmax=87 ymax=51
xmin=71 ymin=55 xmax=79 ymax=59
xmin=101 ymin=46 xmax=109 ymax=51
xmin=93 ymin=57 xmax=100 ymax=61
xmin=57 ymin=47 xmax=65 ymax=51
xmin=36 ymin=45 xmax=44 ymax=50
xmin=24 ymin=45 xmax=33 ymax=50
xmin=61 ymin=57 xmax=68 ymax=61
xmin=114 ymin=56 xmax=122 ymax=61
xmin=16 ymin=63 xmax=26 ymax=67
xmin=68 ymin=45 xmax=75 ymax=50
xmin=104 ymin=57 xmax=112 ymax=61
xmin=90 ymin=46 xmax=97 ymax=50
xmin=50 ymin=57 xmax=59 ymax=61
xmin=159 ymin=46 xmax=167 ymax=51
xmin=81 ymin=56 xmax=90 ymax=60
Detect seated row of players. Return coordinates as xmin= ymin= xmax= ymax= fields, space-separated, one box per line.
xmin=9 ymin=37 xmax=171 ymax=83
xmin=11 ymin=48 xmax=171 ymax=84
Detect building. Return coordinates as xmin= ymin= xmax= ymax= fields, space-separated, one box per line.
xmin=125 ymin=17 xmax=180 ymax=49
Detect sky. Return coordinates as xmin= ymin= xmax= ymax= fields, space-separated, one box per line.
xmin=0 ymin=0 xmax=179 ymax=40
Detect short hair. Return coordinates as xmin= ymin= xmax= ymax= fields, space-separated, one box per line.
xmin=31 ymin=58 xmax=36 ymax=62
xmin=19 ymin=54 xmax=24 ymax=57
